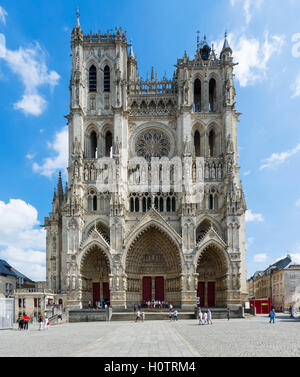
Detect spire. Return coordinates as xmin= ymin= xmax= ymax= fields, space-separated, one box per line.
xmin=196 ymin=30 xmax=200 ymax=50
xmin=129 ymin=39 xmax=135 ymax=58
xmin=76 ymin=8 xmax=80 ymax=28
xmin=57 ymin=171 xmax=64 ymax=201
xmin=222 ymin=31 xmax=232 ymax=51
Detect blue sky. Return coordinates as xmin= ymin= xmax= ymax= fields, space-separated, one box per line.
xmin=0 ymin=0 xmax=300 ymax=281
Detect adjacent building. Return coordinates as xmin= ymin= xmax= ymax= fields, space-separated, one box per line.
xmin=247 ymin=255 xmax=300 ymax=311
xmin=0 ymin=259 xmax=34 ymax=298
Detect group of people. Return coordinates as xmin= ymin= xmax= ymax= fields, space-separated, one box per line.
xmin=169 ymin=307 xmax=178 ymax=322
xmin=17 ymin=314 xmax=50 ymax=330
xmin=144 ymin=300 xmax=171 ymax=309
xmin=17 ymin=314 xmax=31 ymax=330
xmin=89 ymin=301 xmax=109 ymax=310
xmin=198 ymin=309 xmax=213 ymax=325
xmin=135 ymin=310 xmax=146 ymax=322
xmin=38 ymin=315 xmax=50 ymax=330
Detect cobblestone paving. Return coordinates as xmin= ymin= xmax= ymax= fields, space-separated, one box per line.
xmin=0 ymin=314 xmax=299 ymax=357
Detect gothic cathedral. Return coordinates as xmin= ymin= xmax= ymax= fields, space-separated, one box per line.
xmin=44 ymin=14 xmax=248 ymax=310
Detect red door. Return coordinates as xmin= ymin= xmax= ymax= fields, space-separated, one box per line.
xmin=143 ymin=277 xmax=152 ymax=302
xmin=197 ymin=282 xmax=205 ymax=307
xmin=103 ymin=282 xmax=110 ymax=303
xmin=155 ymin=277 xmax=164 ymax=301
xmin=93 ymin=283 xmax=100 ymax=308
xmin=207 ymin=282 xmax=215 ymax=307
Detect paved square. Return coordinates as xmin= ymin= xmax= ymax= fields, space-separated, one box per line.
xmin=0 ymin=314 xmax=299 ymax=357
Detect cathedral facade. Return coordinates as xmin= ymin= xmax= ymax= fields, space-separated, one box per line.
xmin=44 ymin=14 xmax=248 ymax=310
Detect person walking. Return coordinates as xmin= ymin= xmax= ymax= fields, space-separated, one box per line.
xmin=203 ymin=311 xmax=208 ymax=325
xmin=135 ymin=310 xmax=141 ymax=322
xmin=173 ymin=310 xmax=178 ymax=322
xmin=269 ymin=308 xmax=276 ymax=324
xmin=18 ymin=315 xmax=23 ymax=330
xmin=44 ymin=316 xmax=50 ymax=330
xmin=198 ymin=309 xmax=203 ymax=325
xmin=207 ymin=309 xmax=213 ymax=325
xmin=38 ymin=315 xmax=44 ymax=331
xmin=169 ymin=308 xmax=173 ymax=322
xmin=23 ymin=314 xmax=30 ymax=330
xmin=226 ymin=308 xmax=230 ymax=321
xmin=141 ymin=311 xmax=145 ymax=322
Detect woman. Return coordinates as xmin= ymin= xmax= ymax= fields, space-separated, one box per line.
xmin=198 ymin=309 xmax=203 ymax=325
xmin=44 ymin=316 xmax=50 ymax=330
xmin=226 ymin=308 xmax=230 ymax=321
xmin=207 ymin=309 xmax=213 ymax=325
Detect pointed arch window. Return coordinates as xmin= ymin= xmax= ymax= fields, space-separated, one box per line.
xmin=209 ymin=130 xmax=216 ymax=157
xmin=104 ymin=65 xmax=110 ymax=92
xmin=194 ymin=79 xmax=201 ymax=112
xmin=209 ymin=78 xmax=216 ymax=112
xmin=194 ymin=130 xmax=201 ymax=157
xmin=90 ymin=131 xmax=98 ymax=158
xmin=93 ymin=196 xmax=97 ymax=211
xmin=105 ymin=131 xmax=113 ymax=157
xmin=89 ymin=65 xmax=97 ymax=92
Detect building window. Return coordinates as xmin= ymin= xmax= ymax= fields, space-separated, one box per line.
xmin=93 ymin=196 xmax=97 ymax=211
xmin=209 ymin=78 xmax=216 ymax=112
xmin=105 ymin=131 xmax=113 ymax=157
xmin=104 ymin=65 xmax=110 ymax=92
xmin=194 ymin=79 xmax=201 ymax=112
xmin=89 ymin=65 xmax=97 ymax=92
xmin=209 ymin=130 xmax=216 ymax=157
xmin=194 ymin=130 xmax=201 ymax=157
xmin=90 ymin=131 xmax=98 ymax=158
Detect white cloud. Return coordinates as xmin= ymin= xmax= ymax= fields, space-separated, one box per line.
xmin=253 ymin=253 xmax=268 ymax=262
xmin=246 ymin=237 xmax=255 ymax=249
xmin=14 ymin=94 xmax=47 ymax=116
xmin=0 ymin=199 xmax=46 ymax=281
xmin=0 ymin=41 xmax=60 ymax=116
xmin=291 ymin=71 xmax=300 ymax=98
xmin=230 ymin=0 xmax=263 ymax=25
xmin=290 ymin=253 xmax=300 ymax=264
xmin=245 ymin=209 xmax=264 ymax=222
xmin=33 ymin=126 xmax=68 ymax=177
xmin=259 ymin=142 xmax=300 ymax=170
xmin=0 ymin=6 xmax=7 ymax=25
xmin=214 ymin=32 xmax=285 ymax=87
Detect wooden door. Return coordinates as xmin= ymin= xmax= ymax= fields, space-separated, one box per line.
xmin=155 ymin=277 xmax=164 ymax=301
xmin=93 ymin=283 xmax=100 ymax=308
xmin=207 ymin=282 xmax=215 ymax=307
xmin=197 ymin=282 xmax=205 ymax=307
xmin=142 ymin=277 xmax=152 ymax=302
xmin=103 ymin=282 xmax=110 ymax=303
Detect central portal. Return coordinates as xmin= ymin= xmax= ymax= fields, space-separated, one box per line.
xmin=126 ymin=225 xmax=181 ymax=306
xmin=142 ymin=276 xmax=165 ymax=302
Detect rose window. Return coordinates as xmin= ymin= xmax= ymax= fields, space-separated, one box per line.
xmin=135 ymin=129 xmax=170 ymax=161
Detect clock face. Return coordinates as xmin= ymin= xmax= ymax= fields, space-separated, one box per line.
xmin=136 ymin=129 xmax=170 ymax=161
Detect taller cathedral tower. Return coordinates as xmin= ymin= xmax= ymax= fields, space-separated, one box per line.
xmin=44 ymin=14 xmax=247 ymax=310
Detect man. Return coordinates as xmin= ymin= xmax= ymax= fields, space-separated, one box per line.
xmin=23 ymin=314 xmax=30 ymax=330
xmin=135 ymin=310 xmax=141 ymax=322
